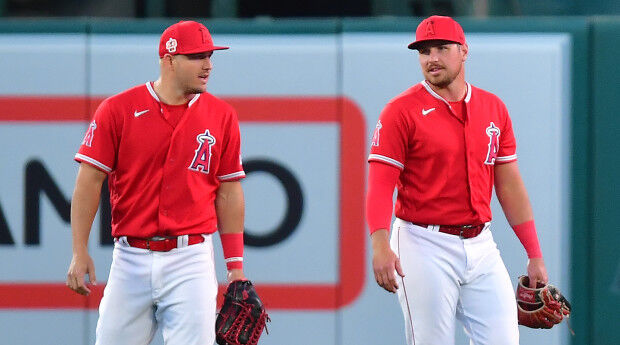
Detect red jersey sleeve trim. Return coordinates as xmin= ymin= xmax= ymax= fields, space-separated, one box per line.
xmin=74 ymin=153 xmax=112 ymax=173
xmin=368 ymin=154 xmax=404 ymax=170
xmin=217 ymin=171 xmax=246 ymax=181
xmin=495 ymin=154 xmax=517 ymax=164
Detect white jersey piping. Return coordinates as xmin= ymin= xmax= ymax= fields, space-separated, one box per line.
xmin=75 ymin=153 xmax=112 ymax=173
xmin=495 ymin=154 xmax=518 ymax=162
xmin=421 ymin=80 xmax=472 ymax=105
xmin=368 ymin=154 xmax=405 ymax=170
xmin=145 ymin=82 xmax=201 ymax=108
xmin=217 ymin=171 xmax=246 ymax=181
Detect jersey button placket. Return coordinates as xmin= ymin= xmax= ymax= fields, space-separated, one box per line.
xmin=463 ymin=118 xmax=479 ymax=212
xmin=463 ymin=103 xmax=478 ymax=210
xmin=159 ymin=136 xmax=176 ymax=232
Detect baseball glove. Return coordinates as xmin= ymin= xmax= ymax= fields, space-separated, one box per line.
xmin=516 ymin=275 xmax=571 ymax=329
xmin=216 ymin=280 xmax=269 ymax=345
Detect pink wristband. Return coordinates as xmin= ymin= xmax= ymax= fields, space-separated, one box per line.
xmin=512 ymin=220 xmax=543 ymax=258
xmin=220 ymin=232 xmax=244 ymax=270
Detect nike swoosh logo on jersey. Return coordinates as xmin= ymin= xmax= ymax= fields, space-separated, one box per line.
xmin=134 ymin=109 xmax=149 ymax=117
xmin=422 ymin=108 xmax=435 ymax=116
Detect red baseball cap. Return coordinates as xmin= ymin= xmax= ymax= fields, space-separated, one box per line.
xmin=158 ymin=20 xmax=229 ymax=58
xmin=408 ymin=16 xmax=466 ymax=50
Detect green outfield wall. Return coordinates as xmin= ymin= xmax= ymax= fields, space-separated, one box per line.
xmin=0 ymin=16 xmax=618 ymax=345
xmin=589 ymin=17 xmax=620 ymax=345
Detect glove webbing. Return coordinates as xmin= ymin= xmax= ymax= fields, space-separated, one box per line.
xmin=220 ymin=301 xmax=269 ymax=345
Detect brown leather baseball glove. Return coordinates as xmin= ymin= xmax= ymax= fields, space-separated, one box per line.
xmin=516 ymin=275 xmax=571 ymax=329
xmin=216 ymin=280 xmax=269 ymax=345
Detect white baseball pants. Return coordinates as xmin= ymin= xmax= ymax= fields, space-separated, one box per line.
xmin=95 ymin=235 xmax=218 ymax=345
xmin=391 ymin=218 xmax=519 ymax=345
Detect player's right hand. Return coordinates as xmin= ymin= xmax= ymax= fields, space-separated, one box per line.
xmin=66 ymin=252 xmax=97 ymax=296
xmin=371 ymin=229 xmax=405 ymax=293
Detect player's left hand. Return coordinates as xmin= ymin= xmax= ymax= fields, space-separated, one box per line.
xmin=515 ymin=275 xmax=571 ymax=329
xmin=526 ymin=257 xmax=548 ymax=288
xmin=216 ymin=280 xmax=269 ymax=345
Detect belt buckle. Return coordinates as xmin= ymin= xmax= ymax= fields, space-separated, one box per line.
xmin=459 ymin=225 xmax=473 ymax=239
xmin=146 ymin=236 xmax=169 ymax=251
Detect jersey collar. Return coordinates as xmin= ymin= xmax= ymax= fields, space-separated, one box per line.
xmin=145 ymin=82 xmax=201 ymax=108
xmin=420 ymin=80 xmax=472 ymax=105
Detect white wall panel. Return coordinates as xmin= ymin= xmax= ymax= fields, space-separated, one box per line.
xmin=0 ymin=31 xmax=571 ymax=345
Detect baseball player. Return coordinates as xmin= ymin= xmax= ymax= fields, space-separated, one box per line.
xmin=66 ymin=21 xmax=247 ymax=345
xmin=366 ymin=16 xmax=549 ymax=345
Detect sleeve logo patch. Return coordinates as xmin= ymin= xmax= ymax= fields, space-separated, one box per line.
xmin=82 ymin=120 xmax=96 ymax=147
xmin=371 ymin=120 xmax=382 ymax=147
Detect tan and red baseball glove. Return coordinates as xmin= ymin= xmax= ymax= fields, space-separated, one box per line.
xmin=216 ymin=280 xmax=269 ymax=345
xmin=516 ymin=275 xmax=571 ymax=329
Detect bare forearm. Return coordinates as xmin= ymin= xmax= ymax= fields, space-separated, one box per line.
xmin=495 ymin=162 xmax=543 ymax=259
xmin=215 ymin=181 xmax=245 ymax=234
xmin=494 ymin=162 xmax=533 ymax=226
xmin=71 ymin=164 xmax=106 ymax=254
xmin=215 ymin=181 xmax=245 ymax=280
xmin=496 ymin=185 xmax=533 ymax=226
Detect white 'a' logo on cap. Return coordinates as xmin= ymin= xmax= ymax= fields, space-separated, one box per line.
xmin=166 ymin=38 xmax=177 ymax=53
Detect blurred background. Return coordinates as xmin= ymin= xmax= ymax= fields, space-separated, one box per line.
xmin=1 ymin=0 xmax=620 ymax=17
xmin=0 ymin=1 xmax=619 ymax=345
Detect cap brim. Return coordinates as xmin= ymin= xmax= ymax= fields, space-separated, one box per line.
xmin=209 ymin=46 xmax=229 ymax=51
xmin=407 ymin=41 xmax=421 ymax=50
xmin=408 ymin=38 xmax=461 ymax=50
xmin=181 ymin=46 xmax=230 ymax=54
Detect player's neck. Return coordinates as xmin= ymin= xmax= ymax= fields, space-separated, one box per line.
xmin=152 ymin=78 xmax=193 ymax=105
xmin=427 ymin=75 xmax=467 ymax=103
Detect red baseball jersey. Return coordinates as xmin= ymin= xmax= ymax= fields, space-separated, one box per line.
xmin=75 ymin=82 xmax=245 ymax=238
xmin=368 ymin=81 xmax=517 ymax=225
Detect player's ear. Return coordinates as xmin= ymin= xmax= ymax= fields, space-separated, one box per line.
xmin=460 ymin=44 xmax=469 ymax=62
xmin=161 ymin=54 xmax=175 ymax=70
